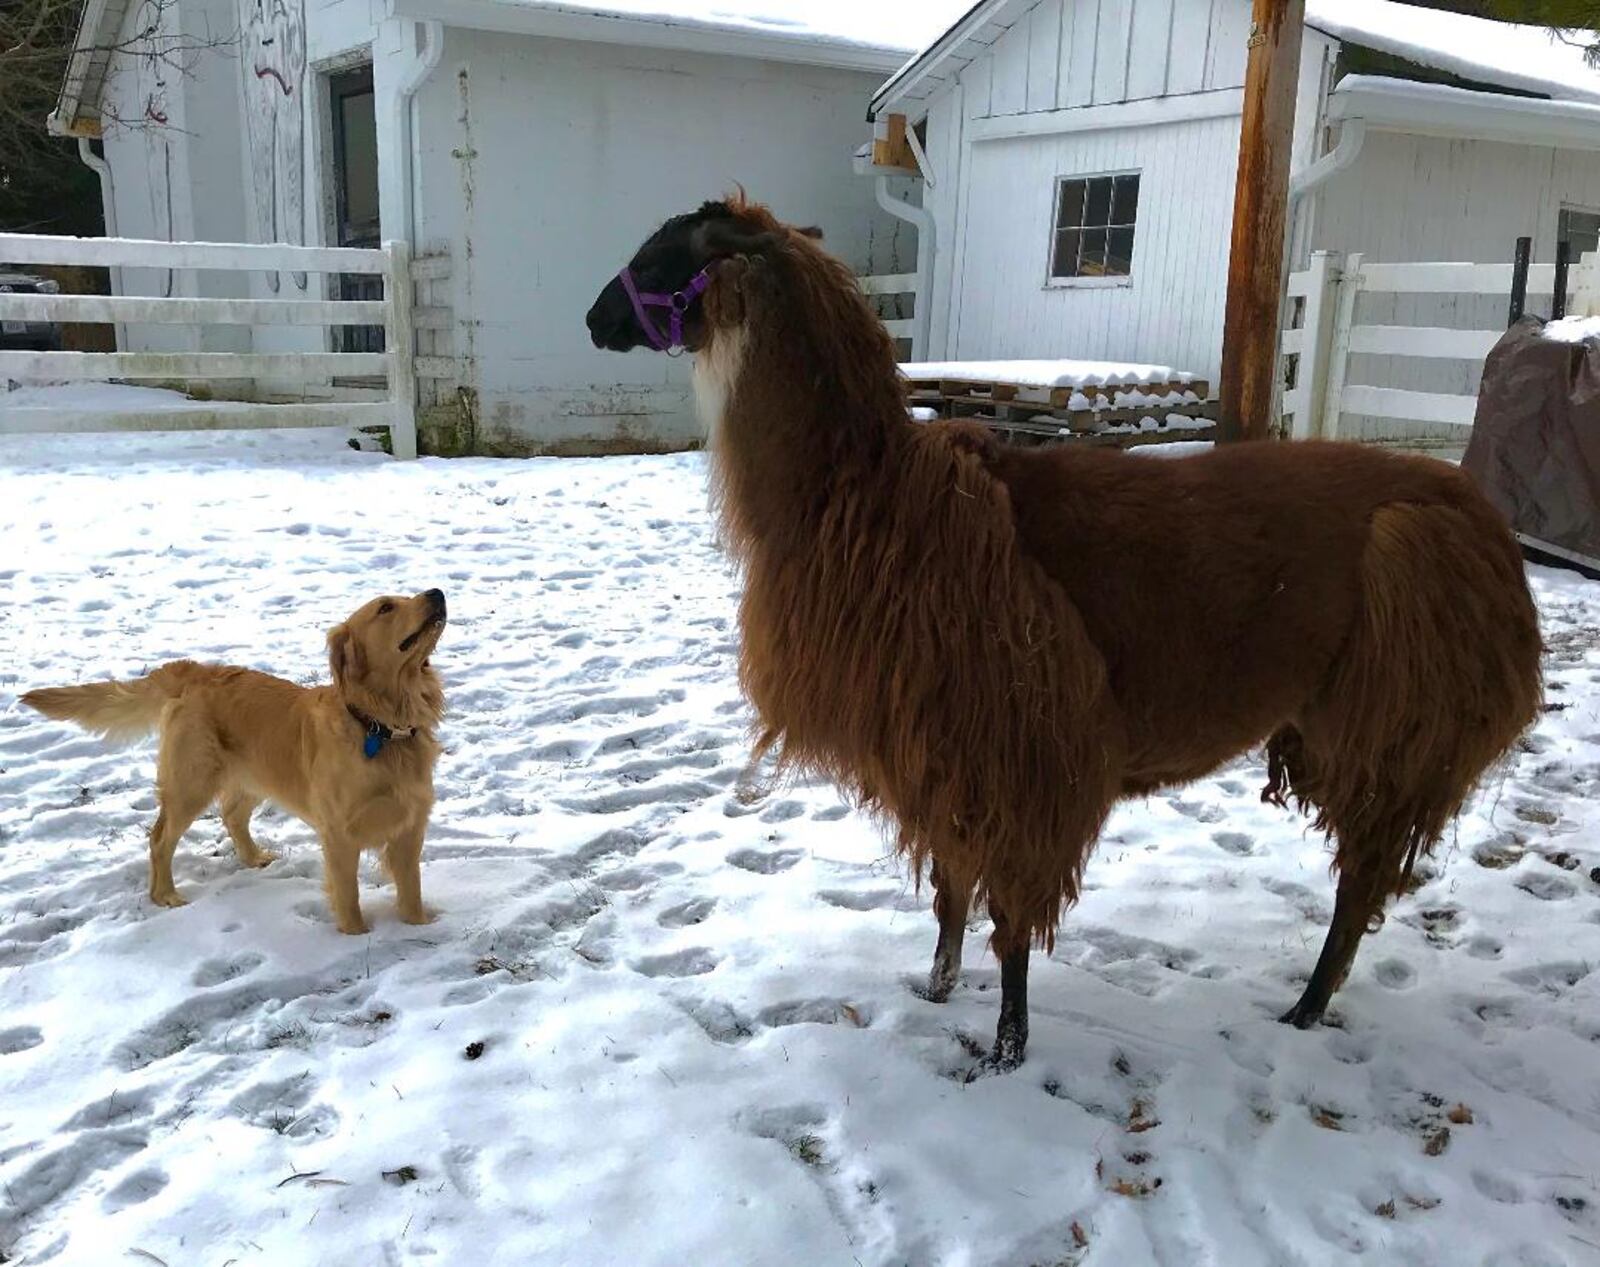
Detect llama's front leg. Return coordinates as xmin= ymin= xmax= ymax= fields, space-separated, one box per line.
xmin=926 ymin=858 xmax=970 ymax=1003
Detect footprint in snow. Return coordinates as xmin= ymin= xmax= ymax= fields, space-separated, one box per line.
xmin=1212 ymin=831 xmax=1256 ymax=856
xmin=658 ymin=897 xmax=717 ymax=928
xmin=1373 ymin=957 xmax=1417 ymax=990
xmin=191 ymin=952 xmax=266 ymax=988
xmin=102 ymin=1166 xmax=169 ymax=1212
xmin=0 ymin=1025 xmax=43 ymax=1055
xmin=633 ymin=947 xmax=721 ymax=978
xmin=1514 ymin=871 xmax=1577 ymax=902
xmin=726 ymin=847 xmax=804 ymax=875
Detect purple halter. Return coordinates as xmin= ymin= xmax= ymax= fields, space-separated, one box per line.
xmin=618 ymin=265 xmax=713 ymax=354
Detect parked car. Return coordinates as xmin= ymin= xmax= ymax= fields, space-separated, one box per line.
xmin=0 ymin=268 xmax=62 ymax=352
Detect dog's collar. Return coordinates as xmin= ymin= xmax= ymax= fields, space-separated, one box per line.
xmin=347 ymin=705 xmax=416 ymax=759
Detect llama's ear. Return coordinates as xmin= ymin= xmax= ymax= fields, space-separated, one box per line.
xmin=693 ymin=218 xmax=781 ymax=260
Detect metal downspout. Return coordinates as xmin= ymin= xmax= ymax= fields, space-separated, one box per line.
xmin=76 ymin=136 xmax=126 ymax=350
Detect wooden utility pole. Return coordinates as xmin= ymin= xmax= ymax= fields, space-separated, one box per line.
xmin=1218 ymin=0 xmax=1304 ymax=443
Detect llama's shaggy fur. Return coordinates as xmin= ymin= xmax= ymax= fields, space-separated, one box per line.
xmin=587 ymin=196 xmax=1543 ymax=1068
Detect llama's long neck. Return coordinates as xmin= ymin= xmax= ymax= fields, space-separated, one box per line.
xmin=703 ymin=247 xmax=912 ymax=558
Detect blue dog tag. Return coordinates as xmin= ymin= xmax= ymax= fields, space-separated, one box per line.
xmin=364 ymin=732 xmax=384 ymax=759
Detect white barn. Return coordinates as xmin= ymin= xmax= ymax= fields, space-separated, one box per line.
xmin=868 ymin=0 xmax=1600 ymax=439
xmin=46 ymin=0 xmax=966 ymax=453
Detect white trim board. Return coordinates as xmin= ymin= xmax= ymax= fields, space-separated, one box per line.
xmin=967 ymin=88 xmax=1245 ymax=143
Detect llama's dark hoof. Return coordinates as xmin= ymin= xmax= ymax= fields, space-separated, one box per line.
xmin=964 ymin=1022 xmax=1027 ymax=1080
xmin=1278 ymin=1001 xmax=1326 ymax=1030
xmin=924 ymin=962 xmax=959 ymax=1004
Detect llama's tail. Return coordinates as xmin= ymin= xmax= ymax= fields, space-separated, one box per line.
xmin=21 ymin=661 xmax=204 ymax=744
xmin=1292 ymin=498 xmax=1541 ymax=895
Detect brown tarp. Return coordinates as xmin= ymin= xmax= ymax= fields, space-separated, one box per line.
xmin=1462 ymin=316 xmax=1600 ymax=567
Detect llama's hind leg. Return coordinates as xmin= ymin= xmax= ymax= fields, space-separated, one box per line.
xmin=925 ymin=858 xmax=971 ymax=1003
xmin=1280 ymin=869 xmax=1384 ymax=1028
xmin=978 ymin=901 xmax=1030 ymax=1073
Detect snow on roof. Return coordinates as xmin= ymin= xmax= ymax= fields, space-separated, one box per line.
xmin=494 ymin=0 xmax=976 ymax=58
xmin=876 ymin=0 xmax=1600 ymax=117
xmin=1306 ymin=0 xmax=1600 ymax=104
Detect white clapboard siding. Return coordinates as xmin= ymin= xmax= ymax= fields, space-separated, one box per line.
xmin=952 ymin=109 xmax=1240 ymax=386
xmin=966 ymin=0 xmax=1253 ymax=121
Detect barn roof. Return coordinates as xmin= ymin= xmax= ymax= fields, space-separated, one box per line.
xmin=48 ymin=0 xmax=134 ymax=137
xmin=871 ymin=0 xmax=1600 ymax=119
xmin=50 ymin=0 xmax=975 ymax=140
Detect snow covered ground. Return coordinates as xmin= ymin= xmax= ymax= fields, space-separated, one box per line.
xmin=2 ymin=428 xmax=1598 ymax=1267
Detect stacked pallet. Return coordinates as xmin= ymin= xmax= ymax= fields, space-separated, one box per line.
xmin=902 ymin=359 xmax=1217 ymax=448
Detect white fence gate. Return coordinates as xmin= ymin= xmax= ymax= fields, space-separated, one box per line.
xmin=1279 ymin=249 xmax=1594 ymax=444
xmin=0 ymin=235 xmax=420 ymax=458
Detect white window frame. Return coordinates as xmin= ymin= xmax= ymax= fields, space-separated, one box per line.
xmin=1044 ymin=168 xmax=1141 ymax=291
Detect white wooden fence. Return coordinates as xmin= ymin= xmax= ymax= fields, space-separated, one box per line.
xmin=859 ymin=271 xmax=918 ymax=346
xmin=1279 ymin=249 xmax=1593 ymax=443
xmin=0 ymin=235 xmax=419 ymax=458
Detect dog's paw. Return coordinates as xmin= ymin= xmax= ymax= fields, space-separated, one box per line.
xmin=398 ymin=905 xmax=437 ymax=926
xmin=241 ymin=849 xmax=278 ymax=870
xmin=336 ymin=914 xmax=372 ymax=935
xmin=149 ymin=889 xmax=189 ymax=909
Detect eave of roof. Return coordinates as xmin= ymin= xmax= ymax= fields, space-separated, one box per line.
xmin=387 ymin=0 xmax=918 ymax=75
xmin=49 ymin=0 xmax=131 ymax=137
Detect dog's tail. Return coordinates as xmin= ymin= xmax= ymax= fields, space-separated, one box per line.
xmin=21 ymin=660 xmax=205 ymax=744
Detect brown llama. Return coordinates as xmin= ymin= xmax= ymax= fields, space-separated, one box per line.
xmin=585 ymin=196 xmax=1542 ymax=1072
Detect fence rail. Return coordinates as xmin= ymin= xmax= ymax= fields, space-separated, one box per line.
xmin=0 ymin=234 xmax=419 ymax=458
xmin=859 ymin=271 xmax=918 ymax=344
xmin=1279 ymin=249 xmax=1594 ymax=442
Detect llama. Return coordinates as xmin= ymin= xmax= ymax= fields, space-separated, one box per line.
xmin=585 ymin=197 xmax=1542 ymax=1072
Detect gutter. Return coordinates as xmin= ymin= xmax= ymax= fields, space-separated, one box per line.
xmin=1327 ymin=72 xmax=1600 ymax=152
xmin=853 ymin=137 xmax=934 ymax=359
xmin=394 ymin=20 xmax=444 ymax=245
xmin=1288 ymin=116 xmax=1366 ymax=207
xmin=75 ymin=136 xmax=127 ymax=351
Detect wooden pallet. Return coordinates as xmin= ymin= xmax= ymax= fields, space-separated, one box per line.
xmin=906 ymin=376 xmax=1212 ymax=414
xmin=982 ymin=416 xmax=1218 ymax=449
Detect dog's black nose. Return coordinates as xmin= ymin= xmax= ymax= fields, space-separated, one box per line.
xmin=425 ymin=588 xmax=446 ymax=615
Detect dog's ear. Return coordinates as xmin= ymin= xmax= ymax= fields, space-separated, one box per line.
xmin=327 ymin=624 xmax=366 ymax=686
xmin=796 ymin=225 xmax=824 ymax=240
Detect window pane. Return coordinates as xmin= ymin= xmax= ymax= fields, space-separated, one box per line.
xmin=1559 ymin=208 xmax=1600 ymax=261
xmin=1084 ymin=177 xmax=1113 ymax=228
xmin=1052 ymin=228 xmax=1082 ymax=278
xmin=1056 ymin=179 xmax=1086 ymax=231
xmin=1107 ymin=225 xmax=1135 ymax=276
xmin=1111 ymin=175 xmax=1140 ymax=227
xmin=1078 ymin=228 xmax=1108 ymax=276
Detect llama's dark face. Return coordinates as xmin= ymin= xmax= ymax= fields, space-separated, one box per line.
xmin=585 ymin=203 xmax=737 ymax=353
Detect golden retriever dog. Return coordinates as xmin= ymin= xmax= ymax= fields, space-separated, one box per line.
xmin=21 ymin=590 xmax=448 ymax=934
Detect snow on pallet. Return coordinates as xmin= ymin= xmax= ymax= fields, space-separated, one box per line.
xmin=901 ymin=358 xmax=1214 ymax=445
